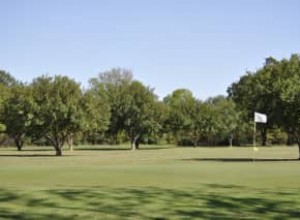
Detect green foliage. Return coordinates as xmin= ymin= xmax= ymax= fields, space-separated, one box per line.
xmin=90 ymin=68 xmax=133 ymax=144
xmin=1 ymin=85 xmax=34 ymax=150
xmin=91 ymin=68 xmax=163 ymax=149
xmin=0 ymin=70 xmax=17 ymax=86
xmin=191 ymin=101 xmax=216 ymax=145
xmin=164 ymin=89 xmax=196 ymax=145
xmin=164 ymin=92 xmax=242 ymax=146
xmin=124 ymin=81 xmax=161 ymax=149
xmin=0 ymin=124 xmax=5 ymax=132
xmin=228 ymin=54 xmax=300 ymax=148
xmin=0 ymin=71 xmax=17 ymax=134
xmin=30 ymin=75 xmax=83 ymax=155
xmin=80 ymin=86 xmax=111 ymax=143
xmin=207 ymin=96 xmax=241 ymax=146
xmin=275 ymin=54 xmax=300 ymax=149
xmin=267 ymin=128 xmax=288 ymax=145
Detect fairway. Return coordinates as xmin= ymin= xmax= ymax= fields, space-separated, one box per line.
xmin=0 ymin=146 xmax=300 ymax=219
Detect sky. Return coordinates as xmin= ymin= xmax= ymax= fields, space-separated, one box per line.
xmin=1 ymin=0 xmax=300 ymax=100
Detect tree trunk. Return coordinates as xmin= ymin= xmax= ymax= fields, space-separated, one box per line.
xmin=131 ymin=134 xmax=140 ymax=151
xmin=16 ymin=142 xmax=22 ymax=151
xmin=193 ymin=135 xmax=198 ymax=147
xmin=287 ymin=129 xmax=293 ymax=145
xmin=229 ymin=134 xmax=233 ymax=147
xmin=54 ymin=144 xmax=62 ymax=156
xmin=131 ymin=141 xmax=136 ymax=151
xmin=135 ymin=141 xmax=140 ymax=150
xmin=67 ymin=134 xmax=74 ymax=152
xmin=55 ymin=148 xmax=62 ymax=156
xmin=193 ymin=130 xmax=198 ymax=147
xmin=298 ymin=141 xmax=300 ymax=160
xmin=14 ymin=138 xmax=23 ymax=151
xmin=45 ymin=135 xmax=64 ymax=156
xmin=54 ymin=137 xmax=64 ymax=156
xmin=179 ymin=130 xmax=183 ymax=146
xmin=261 ymin=127 xmax=267 ymax=146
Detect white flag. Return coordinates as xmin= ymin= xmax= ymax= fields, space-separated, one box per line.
xmin=254 ymin=112 xmax=267 ymax=123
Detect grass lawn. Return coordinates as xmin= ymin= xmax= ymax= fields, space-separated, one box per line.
xmin=0 ymin=146 xmax=300 ymax=219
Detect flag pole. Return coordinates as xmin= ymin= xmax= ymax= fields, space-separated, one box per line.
xmin=253 ymin=121 xmax=256 ymax=148
xmin=253 ymin=119 xmax=256 ymax=162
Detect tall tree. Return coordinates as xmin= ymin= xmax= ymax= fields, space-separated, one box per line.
xmin=1 ymin=85 xmax=34 ymax=150
xmin=229 ymin=53 xmax=300 ymax=158
xmin=0 ymin=70 xmax=18 ymax=134
xmin=124 ymin=81 xmax=160 ymax=150
xmin=164 ymin=89 xmax=196 ymax=146
xmin=80 ymin=85 xmax=111 ymax=145
xmin=228 ymin=57 xmax=281 ymax=146
xmin=144 ymin=100 xmax=168 ymax=144
xmin=275 ymin=54 xmax=300 ymax=158
xmin=210 ymin=96 xmax=240 ymax=147
xmin=90 ymin=68 xmax=161 ymax=149
xmin=30 ymin=75 xmax=83 ymax=156
xmin=90 ymin=68 xmax=133 ymax=144
xmin=189 ymin=100 xmax=213 ymax=146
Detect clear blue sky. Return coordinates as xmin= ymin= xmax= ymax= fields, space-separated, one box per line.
xmin=1 ymin=0 xmax=299 ymax=100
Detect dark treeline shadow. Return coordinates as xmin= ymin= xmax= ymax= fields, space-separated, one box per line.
xmin=0 ymin=154 xmax=72 ymax=157
xmin=184 ymin=158 xmax=299 ymax=162
xmin=75 ymin=146 xmax=171 ymax=151
xmin=75 ymin=147 xmax=130 ymax=151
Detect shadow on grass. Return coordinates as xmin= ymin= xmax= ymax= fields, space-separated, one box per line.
xmin=1 ymin=185 xmax=300 ymax=219
xmin=184 ymin=158 xmax=299 ymax=162
xmin=75 ymin=147 xmax=130 ymax=151
xmin=0 ymin=154 xmax=58 ymax=157
xmin=75 ymin=146 xmax=171 ymax=151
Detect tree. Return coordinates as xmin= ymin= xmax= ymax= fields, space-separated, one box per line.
xmin=143 ymin=100 xmax=168 ymax=145
xmin=1 ymin=84 xmax=34 ymax=150
xmin=0 ymin=70 xmax=17 ymax=87
xmin=210 ymin=96 xmax=240 ymax=147
xmin=0 ymin=70 xmax=18 ymax=134
xmin=189 ymin=100 xmax=210 ymax=146
xmin=227 ymin=57 xmax=281 ymax=146
xmin=80 ymin=85 xmax=111 ymax=146
xmin=90 ymin=68 xmax=133 ymax=144
xmin=124 ymin=81 xmax=161 ymax=150
xmin=228 ymin=53 xmax=300 ymax=158
xmin=91 ymin=68 xmax=161 ymax=149
xmin=164 ymin=89 xmax=196 ymax=146
xmin=30 ymin=75 xmax=83 ymax=156
xmin=275 ymin=54 xmax=300 ymax=158
xmin=0 ymin=85 xmax=7 ymax=133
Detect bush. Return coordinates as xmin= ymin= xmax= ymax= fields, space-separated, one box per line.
xmin=268 ymin=129 xmax=288 ymax=145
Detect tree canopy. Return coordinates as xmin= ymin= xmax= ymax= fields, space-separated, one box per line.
xmin=228 ymin=54 xmax=300 ymax=158
xmin=30 ymin=75 xmax=84 ymax=156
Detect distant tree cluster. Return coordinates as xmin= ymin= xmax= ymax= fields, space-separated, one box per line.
xmin=0 ymin=54 xmax=300 ymax=157
xmin=228 ymin=54 xmax=300 ymax=156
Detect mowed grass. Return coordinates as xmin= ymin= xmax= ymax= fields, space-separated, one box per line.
xmin=0 ymin=146 xmax=300 ymax=219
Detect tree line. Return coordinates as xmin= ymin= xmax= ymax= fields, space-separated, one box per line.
xmin=0 ymin=54 xmax=300 ymax=157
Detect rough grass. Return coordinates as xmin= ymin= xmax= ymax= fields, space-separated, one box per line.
xmin=0 ymin=146 xmax=300 ymax=219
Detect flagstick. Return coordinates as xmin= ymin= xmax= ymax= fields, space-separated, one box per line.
xmin=253 ymin=112 xmax=267 ymax=162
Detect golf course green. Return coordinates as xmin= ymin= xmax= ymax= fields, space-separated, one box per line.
xmin=0 ymin=146 xmax=299 ymax=219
